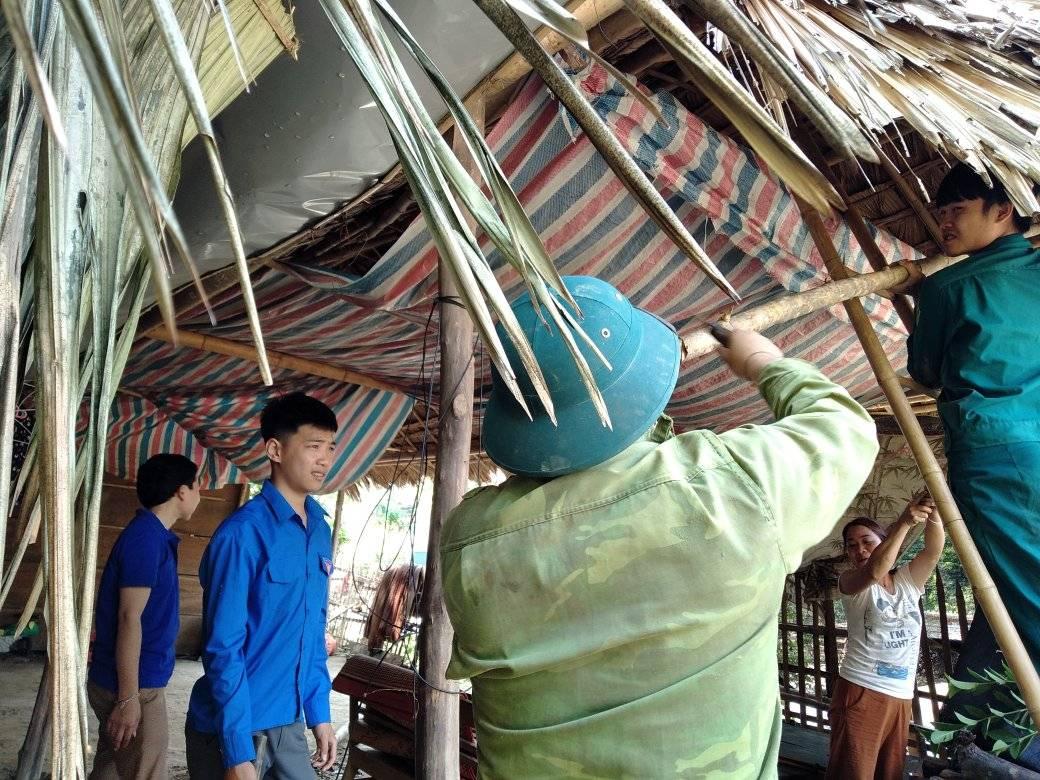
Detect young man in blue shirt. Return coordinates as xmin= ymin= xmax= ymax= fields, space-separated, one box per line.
xmin=895 ymin=163 xmax=1040 ymax=768
xmin=88 ymin=453 xmax=200 ymax=779
xmin=185 ymin=393 xmax=339 ymax=779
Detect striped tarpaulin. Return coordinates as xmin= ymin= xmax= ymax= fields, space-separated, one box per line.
xmin=106 ymin=380 xmax=413 ymax=491
xmin=116 ymin=60 xmax=917 ymax=485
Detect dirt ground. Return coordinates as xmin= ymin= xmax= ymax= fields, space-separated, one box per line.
xmin=0 ymin=653 xmax=354 ymax=779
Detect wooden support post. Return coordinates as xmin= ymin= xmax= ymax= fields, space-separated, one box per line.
xmin=331 ymin=489 xmax=347 ymax=564
xmin=416 ymin=100 xmax=484 ymax=778
xmin=821 ymin=599 xmax=839 ymax=697
xmin=795 ymin=197 xmax=1040 ymax=731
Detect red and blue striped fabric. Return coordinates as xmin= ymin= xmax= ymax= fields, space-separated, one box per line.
xmin=103 ymin=382 xmax=412 ymax=491
xmin=115 ymin=61 xmax=915 ymax=486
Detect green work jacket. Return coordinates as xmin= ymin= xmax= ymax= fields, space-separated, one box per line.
xmin=442 ymin=359 xmax=879 ymax=779
xmin=908 ymin=233 xmax=1040 ymax=452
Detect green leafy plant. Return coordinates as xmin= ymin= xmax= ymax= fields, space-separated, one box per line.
xmin=928 ymin=663 xmax=1037 ymax=761
xmin=374 ymin=501 xmax=409 ymax=532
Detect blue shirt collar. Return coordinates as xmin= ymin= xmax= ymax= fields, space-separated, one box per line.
xmin=259 ymin=480 xmax=327 ymax=525
xmin=134 ymin=507 xmax=179 ymax=544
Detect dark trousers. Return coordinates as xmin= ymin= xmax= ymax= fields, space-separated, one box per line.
xmin=942 ymin=442 xmax=1040 ymax=771
xmin=185 ymin=721 xmax=314 ymax=779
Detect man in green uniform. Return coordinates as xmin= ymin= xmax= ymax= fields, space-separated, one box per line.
xmin=897 ymin=164 xmax=1040 ymax=768
xmin=442 ymin=276 xmax=879 ymax=778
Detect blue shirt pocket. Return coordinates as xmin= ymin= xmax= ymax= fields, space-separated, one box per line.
xmin=263 ymin=559 xmax=301 ymax=617
xmin=319 ymin=556 xmax=333 ymax=577
xmin=266 ymin=559 xmax=294 ymax=583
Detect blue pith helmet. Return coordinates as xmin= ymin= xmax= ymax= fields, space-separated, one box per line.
xmin=483 ymin=276 xmax=681 ymax=478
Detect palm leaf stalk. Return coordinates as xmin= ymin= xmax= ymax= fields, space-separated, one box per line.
xmin=0 ymin=0 xmax=64 ymax=150
xmin=0 ymin=70 xmax=43 ymax=579
xmin=35 ymin=112 xmax=88 ymax=780
xmin=474 ymin=0 xmax=742 ymax=300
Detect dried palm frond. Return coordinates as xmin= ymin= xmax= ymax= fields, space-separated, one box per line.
xmin=622 ymin=0 xmax=843 ymax=212
xmin=0 ymin=1 xmax=294 ymax=772
xmin=147 ymin=0 xmax=273 ymax=385
xmin=740 ymin=0 xmax=1040 ymax=215
xmin=679 ymin=0 xmax=877 ymax=163
xmin=322 ymin=0 xmax=622 ymax=427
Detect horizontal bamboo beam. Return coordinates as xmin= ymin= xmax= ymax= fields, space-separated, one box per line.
xmin=681 ymin=226 xmax=1040 ymax=360
xmin=680 ymin=252 xmax=954 ymax=360
xmin=141 ymin=326 xmax=402 ymax=395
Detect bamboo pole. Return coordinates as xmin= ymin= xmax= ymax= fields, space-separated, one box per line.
xmin=681 ymin=228 xmax=1035 ymax=360
xmin=799 ymin=139 xmax=917 ymax=332
xmin=841 ymin=200 xmax=917 ymax=333
xmin=416 ymin=102 xmax=484 ymax=778
xmin=680 ymin=250 xmax=959 ymax=360
xmin=141 ymin=325 xmax=402 ymax=395
xmin=795 ymin=197 xmax=1040 ymax=731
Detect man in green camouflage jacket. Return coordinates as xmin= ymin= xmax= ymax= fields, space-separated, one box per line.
xmin=442 ymin=276 xmax=879 ymax=778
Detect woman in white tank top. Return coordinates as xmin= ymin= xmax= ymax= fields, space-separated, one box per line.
xmin=825 ymin=494 xmax=945 ymax=780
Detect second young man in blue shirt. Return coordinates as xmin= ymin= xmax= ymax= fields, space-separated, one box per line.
xmin=186 ymin=393 xmax=339 ymax=778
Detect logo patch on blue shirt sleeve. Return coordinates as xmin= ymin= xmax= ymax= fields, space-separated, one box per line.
xmin=320 ymin=556 xmax=334 ymax=576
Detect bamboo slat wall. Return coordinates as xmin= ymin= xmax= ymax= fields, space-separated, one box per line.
xmin=779 ymin=567 xmax=973 ymax=740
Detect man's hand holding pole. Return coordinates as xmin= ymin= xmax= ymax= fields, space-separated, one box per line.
xmin=712 ymin=326 xmax=784 ymax=383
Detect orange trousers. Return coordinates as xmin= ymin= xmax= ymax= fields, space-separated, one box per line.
xmin=825 ymin=676 xmax=910 ymax=780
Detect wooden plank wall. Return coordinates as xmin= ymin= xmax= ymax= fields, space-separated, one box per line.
xmin=2 ymin=474 xmax=245 ymax=657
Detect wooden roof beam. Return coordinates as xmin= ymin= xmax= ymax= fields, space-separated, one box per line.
xmin=141 ymin=326 xmax=404 ymax=395
xmin=845 ymin=158 xmax=948 ymax=205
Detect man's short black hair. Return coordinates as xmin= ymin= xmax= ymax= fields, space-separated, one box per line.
xmin=936 ymin=163 xmax=1033 ymax=232
xmin=136 ymin=454 xmax=198 ymax=509
xmin=260 ymin=392 xmax=338 ymax=442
